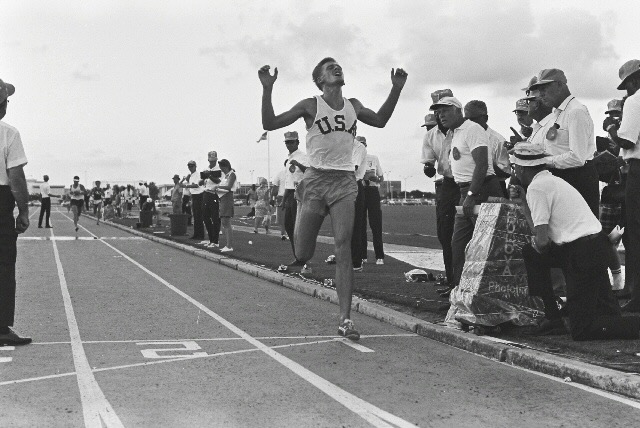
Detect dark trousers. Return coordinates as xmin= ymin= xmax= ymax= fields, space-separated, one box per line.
xmin=283 ymin=190 xmax=297 ymax=255
xmin=202 ymin=192 xmax=220 ymax=244
xmin=0 ymin=186 xmax=17 ymax=327
xmin=38 ymin=197 xmax=51 ymax=227
xmin=351 ymin=181 xmax=366 ymax=268
xmin=84 ymin=195 xmax=90 ymax=211
xmin=435 ymin=178 xmax=460 ymax=283
xmin=191 ymin=193 xmax=205 ymax=239
xmin=182 ymin=195 xmax=192 ymax=225
xmin=451 ymin=177 xmax=503 ymax=287
xmin=626 ymin=159 xmax=640 ymax=305
xmin=523 ymin=234 xmax=638 ymax=340
xmin=139 ymin=195 xmax=148 ymax=211
xmin=550 ymin=162 xmax=599 ymax=217
xmin=361 ymin=186 xmax=384 ymax=260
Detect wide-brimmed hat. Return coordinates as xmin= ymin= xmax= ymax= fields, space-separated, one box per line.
xmin=529 ymin=69 xmax=567 ymax=90
xmin=511 ymin=143 xmax=550 ymax=167
xmin=430 ymin=89 xmax=453 ymax=104
xmin=421 ymin=113 xmax=437 ymax=127
xmin=513 ymin=99 xmax=529 ymax=112
xmin=172 ymin=174 xmax=181 ymax=180
xmin=0 ymin=79 xmax=15 ymax=103
xmin=617 ymin=59 xmax=640 ymax=90
xmin=430 ymin=96 xmax=462 ymax=111
xmin=606 ymin=99 xmax=623 ymax=114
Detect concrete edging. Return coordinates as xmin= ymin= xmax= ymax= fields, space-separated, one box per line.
xmin=96 ymin=217 xmax=640 ymax=400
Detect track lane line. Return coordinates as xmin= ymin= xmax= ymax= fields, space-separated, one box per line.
xmin=70 ymin=214 xmax=416 ymax=428
xmin=49 ymin=227 xmax=125 ymax=428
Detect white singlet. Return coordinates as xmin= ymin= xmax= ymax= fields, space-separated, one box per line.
xmin=305 ymin=95 xmax=357 ymax=171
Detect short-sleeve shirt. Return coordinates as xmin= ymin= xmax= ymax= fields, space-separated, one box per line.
xmin=527 ymin=170 xmax=601 ymax=245
xmin=203 ymin=165 xmax=221 ymax=193
xmin=40 ymin=182 xmax=51 ymax=197
xmin=363 ymin=154 xmax=383 ymax=187
xmin=420 ymin=127 xmax=452 ymax=178
xmin=544 ymin=96 xmax=595 ymax=169
xmin=187 ymin=169 xmax=203 ymax=195
xmin=449 ymin=119 xmax=494 ymax=183
xmin=0 ymin=120 xmax=28 ymax=185
xmin=618 ymin=91 xmax=640 ymax=161
xmin=285 ymin=149 xmax=308 ymax=189
xmin=273 ymin=170 xmax=285 ymax=197
xmin=487 ymin=126 xmax=510 ymax=175
xmin=352 ymin=141 xmax=368 ymax=180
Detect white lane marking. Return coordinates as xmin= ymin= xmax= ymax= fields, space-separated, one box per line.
xmin=80 ymin=224 xmax=416 ymax=428
xmin=335 ymin=338 xmax=375 ymax=353
xmin=19 ymin=236 xmax=144 ymax=240
xmin=137 ymin=341 xmax=208 ymax=359
xmin=0 ymin=346 xmax=15 ymax=363
xmin=33 ymin=333 xmax=419 ymax=345
xmin=49 ymin=228 xmax=125 ymax=428
xmin=0 ymin=371 xmax=77 ymax=386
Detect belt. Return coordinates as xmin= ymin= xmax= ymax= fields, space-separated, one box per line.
xmin=456 ymin=175 xmax=496 ymax=188
xmin=567 ymin=232 xmax=600 ymax=246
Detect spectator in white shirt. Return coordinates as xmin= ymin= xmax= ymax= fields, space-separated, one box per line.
xmin=38 ymin=175 xmax=53 ymax=228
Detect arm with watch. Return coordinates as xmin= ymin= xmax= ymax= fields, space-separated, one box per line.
xmin=462 ymin=146 xmax=489 ymax=217
xmin=604 ymin=116 xmax=636 ymax=150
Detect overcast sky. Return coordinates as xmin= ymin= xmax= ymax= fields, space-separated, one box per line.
xmin=2 ymin=0 xmax=638 ymax=192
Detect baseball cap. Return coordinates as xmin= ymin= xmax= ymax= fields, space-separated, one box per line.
xmin=511 ymin=143 xmax=550 ymax=167
xmin=355 ymin=136 xmax=366 ymax=143
xmin=0 ymin=79 xmax=15 ymax=103
xmin=284 ymin=131 xmax=299 ymax=141
xmin=606 ymin=99 xmax=623 ymax=114
xmin=430 ymin=89 xmax=453 ymax=104
xmin=207 ymin=151 xmax=217 ymax=161
xmin=617 ymin=59 xmax=640 ymax=90
xmin=523 ymin=89 xmax=542 ymax=101
xmin=73 ymin=175 xmax=80 ymax=180
xmin=513 ymin=99 xmax=529 ymax=112
xmin=521 ymin=76 xmax=538 ymax=92
xmin=430 ymin=96 xmax=463 ymax=111
xmin=530 ymin=68 xmax=567 ymax=89
xmin=421 ymin=113 xmax=437 ymax=127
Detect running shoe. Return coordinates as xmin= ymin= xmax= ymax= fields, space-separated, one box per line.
xmin=376 ymin=259 xmax=384 ymax=265
xmin=199 ymin=240 xmax=209 ymax=245
xmin=220 ymin=246 xmax=233 ymax=252
xmin=338 ymin=319 xmax=360 ymax=341
xmin=353 ymin=266 xmax=363 ymax=272
xmin=75 ymin=226 xmax=79 ymax=232
xmin=207 ymin=243 xmax=219 ymax=248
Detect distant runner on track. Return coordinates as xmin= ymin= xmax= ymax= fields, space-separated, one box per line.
xmin=69 ymin=175 xmax=86 ymax=232
xmin=258 ymin=58 xmax=407 ymax=340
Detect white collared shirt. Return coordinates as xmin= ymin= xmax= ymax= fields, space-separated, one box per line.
xmin=421 ymin=127 xmax=453 ymax=178
xmin=0 ymin=120 xmax=27 ymax=185
xmin=187 ymin=169 xmax=203 ymax=195
xmin=352 ymin=141 xmax=368 ymax=180
xmin=544 ymin=95 xmax=595 ymax=169
xmin=285 ymin=149 xmax=308 ymax=189
xmin=449 ymin=119 xmax=495 ymax=183
xmin=527 ymin=170 xmax=601 ymax=245
xmin=618 ymin=91 xmax=640 ymax=161
xmin=203 ymin=165 xmax=221 ymax=193
xmin=363 ymin=154 xmax=383 ymax=187
xmin=40 ymin=182 xmax=51 ymax=197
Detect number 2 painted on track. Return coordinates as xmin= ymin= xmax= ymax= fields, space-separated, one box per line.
xmin=137 ymin=341 xmax=208 ymax=359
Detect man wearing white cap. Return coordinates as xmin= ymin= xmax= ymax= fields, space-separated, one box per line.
xmin=511 ymin=98 xmax=533 ymax=143
xmin=529 ymin=68 xmax=599 ymax=216
xmin=282 ymin=131 xmax=308 ymax=262
xmin=511 ymin=143 xmax=638 ymax=339
xmin=432 ymin=96 xmax=502 ymax=296
xmin=259 ymin=57 xmax=407 ymax=340
xmin=200 ymin=151 xmax=222 ymax=247
xmin=605 ymin=59 xmax=640 ymax=312
xmin=421 ymin=88 xmax=459 ymax=287
xmin=0 ymin=78 xmax=32 ymax=346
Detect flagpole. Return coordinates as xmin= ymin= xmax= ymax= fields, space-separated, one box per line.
xmin=267 ymin=131 xmax=271 ymax=189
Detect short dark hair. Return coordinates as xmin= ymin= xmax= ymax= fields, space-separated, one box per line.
xmin=465 ymin=100 xmax=488 ymax=116
xmin=218 ymin=159 xmax=231 ymax=170
xmin=312 ymin=57 xmax=336 ymax=90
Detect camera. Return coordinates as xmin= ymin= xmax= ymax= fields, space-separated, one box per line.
xmin=200 ymin=170 xmax=222 ymax=180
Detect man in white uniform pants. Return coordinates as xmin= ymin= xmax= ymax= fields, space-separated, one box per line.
xmin=259 ymin=58 xmax=407 ymax=339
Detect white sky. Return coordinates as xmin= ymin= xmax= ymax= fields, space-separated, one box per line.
xmin=2 ymin=0 xmax=639 ymax=192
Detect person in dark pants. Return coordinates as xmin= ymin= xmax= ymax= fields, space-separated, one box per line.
xmin=180 ymin=163 xmax=193 ymax=225
xmin=281 ymin=131 xmax=308 ymax=264
xmin=421 ymin=90 xmax=459 ymax=287
xmin=512 ymin=142 xmax=638 ymax=339
xmin=361 ymin=149 xmax=385 ymax=265
xmin=38 ymin=174 xmax=53 ymax=228
xmin=182 ymin=160 xmax=204 ymax=240
xmin=201 ymin=151 xmax=221 ymax=247
xmin=351 ymin=136 xmax=368 ymax=272
xmin=0 ymin=78 xmax=32 ymax=346
xmin=529 ymin=68 xmax=599 ymax=216
xmin=605 ymin=59 xmax=640 ymax=312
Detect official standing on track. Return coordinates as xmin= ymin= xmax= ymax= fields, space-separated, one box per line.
xmin=182 ymin=160 xmax=204 ymax=240
xmin=282 ymin=131 xmax=308 ymax=264
xmin=422 ymin=89 xmax=459 ymax=288
xmin=529 ymin=68 xmax=599 ymax=216
xmin=38 ymin=174 xmax=53 ymax=228
xmin=361 ymin=144 xmax=385 ymax=265
xmin=0 ymin=78 xmax=31 ymax=346
xmin=201 ymin=151 xmax=222 ymax=248
xmin=352 ymin=136 xmax=368 ymax=272
xmin=605 ymin=59 xmax=640 ymax=313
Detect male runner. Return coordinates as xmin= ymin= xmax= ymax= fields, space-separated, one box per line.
xmin=91 ymin=180 xmax=104 ymax=225
xmin=258 ymin=58 xmax=407 ymax=340
xmin=69 ymin=176 xmax=86 ymax=232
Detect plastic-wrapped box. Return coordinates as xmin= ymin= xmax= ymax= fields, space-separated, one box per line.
xmin=446 ymin=203 xmax=545 ymax=327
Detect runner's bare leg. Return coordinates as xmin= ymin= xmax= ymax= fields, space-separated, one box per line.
xmin=327 ymin=199 xmax=355 ymax=323
xmin=294 ymin=200 xmax=325 ymax=265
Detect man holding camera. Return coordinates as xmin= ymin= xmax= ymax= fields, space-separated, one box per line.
xmin=421 ymin=89 xmax=459 ymax=289
xmin=605 ymin=59 xmax=640 ymax=312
